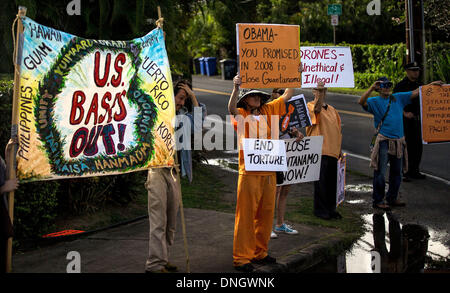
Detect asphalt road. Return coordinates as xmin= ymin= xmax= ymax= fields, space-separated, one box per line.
xmin=192 ymin=75 xmax=450 ymax=181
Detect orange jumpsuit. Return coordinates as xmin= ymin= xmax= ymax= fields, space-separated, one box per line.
xmin=232 ymin=98 xmax=286 ymax=266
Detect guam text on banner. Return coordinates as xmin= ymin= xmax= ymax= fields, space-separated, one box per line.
xmin=17 ymin=17 xmax=176 ymax=181
xmin=236 ymin=23 xmax=301 ymax=89
xmin=300 ymin=46 xmax=354 ymax=88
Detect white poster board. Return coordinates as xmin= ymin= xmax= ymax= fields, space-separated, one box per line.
xmin=243 ymin=138 xmax=287 ymax=171
xmin=278 ymin=136 xmax=323 ymax=186
xmin=336 ymin=153 xmax=347 ymax=207
xmin=300 ymin=46 xmax=354 ymax=88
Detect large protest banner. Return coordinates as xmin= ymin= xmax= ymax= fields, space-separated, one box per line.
xmin=419 ymin=84 xmax=450 ymax=144
xmin=17 ymin=17 xmax=176 ymax=181
xmin=300 ymin=46 xmax=354 ymax=88
xmin=236 ymin=23 xmax=301 ymax=89
xmin=278 ymin=136 xmax=323 ymax=186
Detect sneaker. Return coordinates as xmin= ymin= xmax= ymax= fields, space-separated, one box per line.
xmin=274 ymin=223 xmax=298 ymax=235
xmin=164 ymin=262 xmax=178 ymax=272
xmin=145 ymin=267 xmax=170 ymax=273
xmin=234 ymin=263 xmax=255 ymax=272
xmin=252 ymin=255 xmax=277 ymax=265
xmin=270 ymin=231 xmax=278 ymax=239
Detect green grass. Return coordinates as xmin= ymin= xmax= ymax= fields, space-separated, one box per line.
xmin=327 ymin=87 xmax=377 ymax=97
xmin=180 ymin=164 xmax=234 ymax=212
xmin=285 ymin=197 xmax=364 ymax=235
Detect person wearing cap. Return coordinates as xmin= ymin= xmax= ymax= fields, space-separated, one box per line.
xmin=393 ymin=62 xmax=424 ymax=181
xmin=359 ymin=77 xmax=443 ymax=211
xmin=306 ymin=81 xmax=343 ymax=220
xmin=228 ymin=74 xmax=302 ymax=272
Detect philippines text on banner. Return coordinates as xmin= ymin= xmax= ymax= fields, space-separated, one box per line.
xmin=17 ymin=17 xmax=176 ymax=181
xmin=236 ymin=23 xmax=301 ymax=89
xmin=419 ymin=84 xmax=450 ymax=144
xmin=278 ymin=136 xmax=323 ymax=186
xmin=300 ymin=46 xmax=354 ymax=88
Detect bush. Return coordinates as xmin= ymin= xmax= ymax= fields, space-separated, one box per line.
xmin=13 ymin=180 xmax=59 ymax=240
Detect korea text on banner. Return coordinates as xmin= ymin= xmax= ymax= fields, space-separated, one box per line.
xmin=17 ymin=17 xmax=176 ymax=181
xmin=300 ymin=46 xmax=354 ymax=88
xmin=236 ymin=23 xmax=301 ymax=89
xmin=278 ymin=136 xmax=323 ymax=186
xmin=419 ymin=84 xmax=450 ymax=144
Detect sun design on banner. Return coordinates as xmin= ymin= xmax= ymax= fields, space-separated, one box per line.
xmin=35 ymin=38 xmax=158 ymax=176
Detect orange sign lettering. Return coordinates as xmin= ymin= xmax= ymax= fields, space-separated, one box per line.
xmin=420 ymin=84 xmax=450 ymax=143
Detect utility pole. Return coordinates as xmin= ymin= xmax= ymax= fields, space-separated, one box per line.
xmin=405 ymin=0 xmax=426 ymax=81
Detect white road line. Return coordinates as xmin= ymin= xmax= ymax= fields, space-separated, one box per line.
xmin=343 ymin=149 xmax=450 ymax=185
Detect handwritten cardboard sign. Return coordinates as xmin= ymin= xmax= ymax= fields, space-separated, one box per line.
xmin=420 ymin=84 xmax=450 ymax=144
xmin=280 ymin=94 xmax=312 ymax=137
xmin=300 ymin=46 xmax=354 ymax=88
xmin=236 ymin=23 xmax=301 ymax=89
xmin=278 ymin=136 xmax=323 ymax=186
xmin=243 ymin=138 xmax=287 ymax=171
xmin=17 ymin=17 xmax=176 ymax=181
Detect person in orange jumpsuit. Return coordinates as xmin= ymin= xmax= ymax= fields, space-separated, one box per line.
xmin=228 ymin=73 xmax=302 ymax=272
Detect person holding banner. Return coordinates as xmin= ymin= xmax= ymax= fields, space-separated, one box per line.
xmin=228 ymin=74 xmax=299 ymax=272
xmin=359 ymin=77 xmax=443 ymax=211
xmin=1 ymin=138 xmax=19 ymax=273
xmin=145 ymin=80 xmax=206 ymax=273
xmin=306 ymin=81 xmax=343 ymax=220
xmin=393 ymin=62 xmax=424 ymax=181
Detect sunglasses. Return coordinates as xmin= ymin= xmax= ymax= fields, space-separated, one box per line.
xmin=379 ymin=82 xmax=393 ymax=89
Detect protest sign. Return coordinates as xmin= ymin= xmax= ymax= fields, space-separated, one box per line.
xmin=336 ymin=153 xmax=346 ymax=207
xmin=278 ymin=136 xmax=323 ymax=186
xmin=243 ymin=138 xmax=287 ymax=172
xmin=300 ymin=46 xmax=354 ymax=88
xmin=280 ymin=94 xmax=311 ymax=137
xmin=17 ymin=17 xmax=176 ymax=181
xmin=419 ymin=84 xmax=450 ymax=144
xmin=236 ymin=23 xmax=301 ymax=89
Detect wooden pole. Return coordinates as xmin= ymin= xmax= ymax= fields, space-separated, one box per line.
xmin=6 ymin=6 xmax=27 ymax=273
xmin=156 ymin=5 xmax=190 ymax=273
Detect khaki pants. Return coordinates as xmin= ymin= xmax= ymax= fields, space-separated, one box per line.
xmin=145 ymin=168 xmax=181 ymax=271
xmin=233 ymin=173 xmax=276 ymax=266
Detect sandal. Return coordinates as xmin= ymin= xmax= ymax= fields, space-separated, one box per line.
xmin=372 ymin=203 xmax=391 ymax=211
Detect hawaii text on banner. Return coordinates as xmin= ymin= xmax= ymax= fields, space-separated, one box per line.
xmin=300 ymin=46 xmax=354 ymax=88
xmin=17 ymin=17 xmax=176 ymax=181
xmin=420 ymin=84 xmax=450 ymax=144
xmin=236 ymin=23 xmax=301 ymax=89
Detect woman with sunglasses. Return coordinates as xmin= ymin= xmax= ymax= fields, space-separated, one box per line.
xmin=359 ymin=77 xmax=443 ymax=211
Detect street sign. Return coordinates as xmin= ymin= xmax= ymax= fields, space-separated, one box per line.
xmin=328 ymin=4 xmax=342 ymax=16
xmin=331 ymin=14 xmax=339 ymax=26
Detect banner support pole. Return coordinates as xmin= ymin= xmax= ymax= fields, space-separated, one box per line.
xmin=6 ymin=6 xmax=26 ymax=273
xmin=156 ymin=5 xmax=190 ymax=273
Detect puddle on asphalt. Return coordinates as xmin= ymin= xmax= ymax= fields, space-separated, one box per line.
xmin=206 ymin=157 xmax=239 ymax=173
xmin=310 ymin=212 xmax=449 ymax=273
xmin=345 ymin=184 xmax=373 ymax=193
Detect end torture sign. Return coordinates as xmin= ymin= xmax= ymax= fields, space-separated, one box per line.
xmin=243 ymin=138 xmax=287 ymax=172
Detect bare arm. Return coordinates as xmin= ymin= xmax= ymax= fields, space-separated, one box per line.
xmin=359 ymin=81 xmax=380 ymax=107
xmin=410 ymin=80 xmax=444 ymax=99
xmin=228 ymin=74 xmax=241 ymax=116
